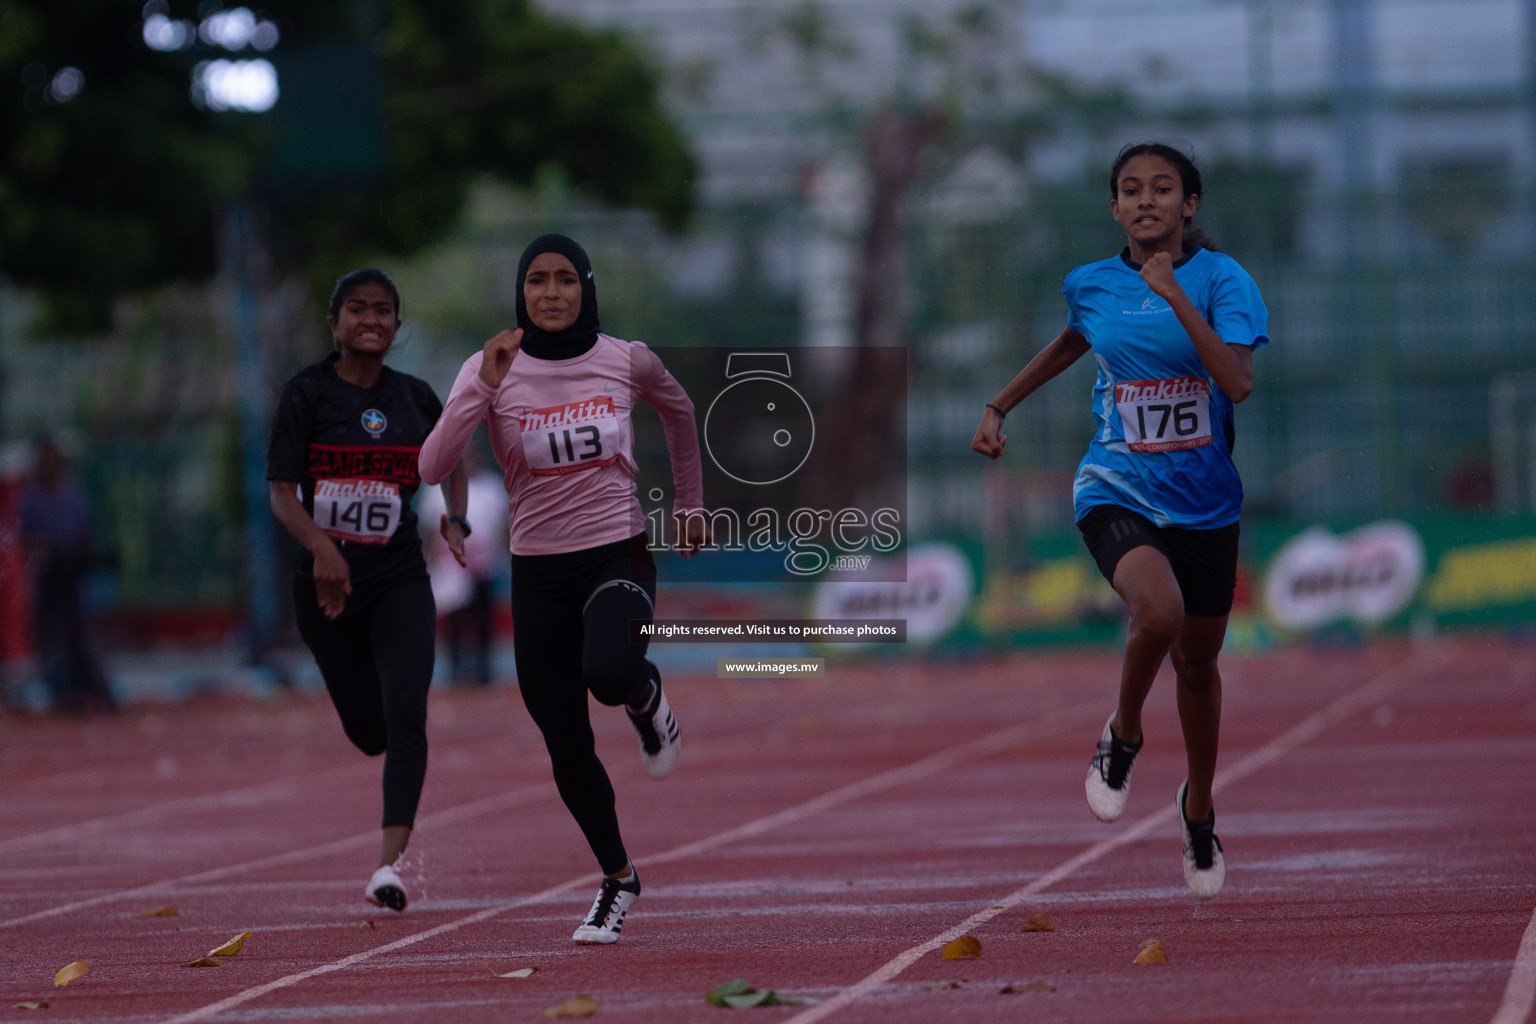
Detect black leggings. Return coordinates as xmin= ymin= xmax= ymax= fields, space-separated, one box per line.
xmin=293 ymin=574 xmax=436 ymax=830
xmin=511 ymin=533 xmax=657 ymax=875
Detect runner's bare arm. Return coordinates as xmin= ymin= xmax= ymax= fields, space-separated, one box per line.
xmin=972 ymin=327 xmax=1091 ymax=459
xmin=1139 ymin=252 xmax=1254 ymax=402
xmin=269 ymin=480 xmax=352 ymax=618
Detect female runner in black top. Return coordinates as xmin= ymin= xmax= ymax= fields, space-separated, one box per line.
xmin=267 ymin=268 xmax=468 ymax=911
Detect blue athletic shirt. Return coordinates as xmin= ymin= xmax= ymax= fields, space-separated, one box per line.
xmin=1062 ymin=247 xmax=1269 ymax=529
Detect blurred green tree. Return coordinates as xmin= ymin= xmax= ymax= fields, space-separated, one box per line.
xmin=0 ymin=0 xmax=696 ymax=334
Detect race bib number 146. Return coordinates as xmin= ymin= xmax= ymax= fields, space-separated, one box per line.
xmin=312 ymin=478 xmax=402 ymax=544
xmin=1114 ymin=376 xmax=1213 ymax=453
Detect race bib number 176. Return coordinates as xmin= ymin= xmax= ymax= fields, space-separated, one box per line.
xmin=1114 ymin=375 xmax=1213 ymax=453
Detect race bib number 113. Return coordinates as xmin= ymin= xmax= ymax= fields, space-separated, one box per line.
xmin=519 ymin=397 xmax=623 ymax=477
xmin=1114 ymin=375 xmax=1213 ymax=453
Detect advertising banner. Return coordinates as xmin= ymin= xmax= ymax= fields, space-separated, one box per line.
xmin=1248 ymin=515 xmax=1536 ymax=635
xmin=916 ymin=514 xmax=1536 ymax=653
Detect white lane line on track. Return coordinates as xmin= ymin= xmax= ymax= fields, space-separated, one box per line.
xmin=779 ymin=644 xmax=1458 ymax=1024
xmin=0 ymin=761 xmax=368 ymax=855
xmin=0 ymin=783 xmax=556 ymax=930
xmin=0 ymin=715 xmax=560 ymax=854
xmin=1490 ymin=905 xmax=1536 ymax=1024
xmin=0 ymin=721 xmax=804 ymax=930
xmin=155 ymin=696 xmax=1108 ymax=1024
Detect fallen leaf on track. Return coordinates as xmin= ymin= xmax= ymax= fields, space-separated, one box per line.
xmin=933 ymin=980 xmax=961 ymax=991
xmin=999 ymin=980 xmax=1053 ymax=994
xmin=1133 ymin=939 xmax=1167 ymax=965
xmin=360 ymin=920 xmax=377 ymax=931
xmin=207 ymin=931 xmax=252 ymax=958
xmin=138 ymin=907 xmax=179 ymax=918
xmin=545 ymin=995 xmax=599 ymax=1017
xmin=704 ymin=979 xmax=817 ymax=1008
xmin=52 ymin=962 xmax=90 ymax=988
xmin=493 ymin=967 xmax=537 ymax=979
xmin=182 ymin=958 xmax=222 ymax=968
xmin=940 ymin=936 xmax=982 ymax=960
xmin=1019 ymin=912 xmax=1055 ymax=932
xmin=13 ymin=1002 xmax=49 ymax=1010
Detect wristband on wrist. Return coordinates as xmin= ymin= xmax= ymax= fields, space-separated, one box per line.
xmin=986 ymin=403 xmax=1007 ymax=418
xmin=447 ymin=515 xmax=472 ymax=538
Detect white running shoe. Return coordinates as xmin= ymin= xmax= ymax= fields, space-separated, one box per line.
xmin=1177 ymin=781 xmax=1226 ymax=899
xmin=572 ymin=869 xmax=641 ymax=944
xmin=365 ymin=863 xmax=408 ymax=911
xmin=627 ymin=676 xmax=680 ymax=780
xmin=1085 ymin=713 xmax=1142 ymax=822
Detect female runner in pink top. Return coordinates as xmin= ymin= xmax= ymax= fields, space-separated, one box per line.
xmin=420 ymin=233 xmax=705 ymax=944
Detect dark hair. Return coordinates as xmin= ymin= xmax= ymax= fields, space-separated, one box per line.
xmin=1108 ymin=142 xmax=1217 ymax=252
xmin=328 ymin=268 xmax=401 ymax=321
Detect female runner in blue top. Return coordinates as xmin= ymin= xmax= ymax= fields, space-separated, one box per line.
xmin=972 ymin=142 xmax=1269 ymax=898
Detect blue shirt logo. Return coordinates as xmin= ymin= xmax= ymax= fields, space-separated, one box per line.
xmin=360 ymin=409 xmax=387 ymax=437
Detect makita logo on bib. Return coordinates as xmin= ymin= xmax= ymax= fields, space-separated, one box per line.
xmin=519 ymin=396 xmax=616 ymax=432
xmin=1113 ymin=376 xmax=1207 ymax=404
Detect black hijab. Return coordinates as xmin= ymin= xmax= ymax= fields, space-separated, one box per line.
xmin=514 ymin=233 xmax=600 ymax=360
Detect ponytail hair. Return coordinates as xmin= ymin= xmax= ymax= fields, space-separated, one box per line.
xmin=1109 ymin=142 xmax=1218 ymax=253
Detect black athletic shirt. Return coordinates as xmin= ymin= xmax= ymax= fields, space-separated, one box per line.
xmin=267 ymin=353 xmax=444 ymax=593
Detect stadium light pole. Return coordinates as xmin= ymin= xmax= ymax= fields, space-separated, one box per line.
xmin=225 ymin=202 xmax=282 ymax=676
xmin=161 ymin=7 xmax=287 ymax=676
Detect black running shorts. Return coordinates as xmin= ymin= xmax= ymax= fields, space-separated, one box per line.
xmin=1076 ymin=504 xmax=1240 ymax=618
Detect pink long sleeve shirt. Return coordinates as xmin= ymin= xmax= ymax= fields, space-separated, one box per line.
xmin=419 ymin=334 xmax=703 ymax=557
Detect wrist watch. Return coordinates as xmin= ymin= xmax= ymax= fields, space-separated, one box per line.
xmin=447 ymin=515 xmax=472 ymax=537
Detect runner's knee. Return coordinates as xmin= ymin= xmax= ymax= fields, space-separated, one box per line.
xmin=1128 ymin=599 xmax=1183 ymax=648
xmin=583 ymin=652 xmax=646 ymax=707
xmin=341 ymin=720 xmax=388 ymax=757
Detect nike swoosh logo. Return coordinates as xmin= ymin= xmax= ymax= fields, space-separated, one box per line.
xmin=602 ymin=384 xmax=626 ymax=393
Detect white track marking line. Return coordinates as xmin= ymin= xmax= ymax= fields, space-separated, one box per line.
xmin=1490 ymin=906 xmax=1536 ymax=1024
xmin=0 ymin=761 xmax=367 ymax=854
xmin=0 ymin=782 xmax=555 ymax=930
xmin=0 ymin=723 xmax=817 ymax=930
xmin=0 ymin=713 xmax=556 ymax=853
xmin=779 ymin=645 xmax=1456 ymax=1024
xmin=0 ymin=718 xmax=817 ymax=933
xmin=155 ymin=697 xmax=1107 ymax=1024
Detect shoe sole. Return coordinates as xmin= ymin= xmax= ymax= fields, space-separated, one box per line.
xmin=637 ymin=695 xmax=680 ymax=780
xmin=367 ymin=885 xmax=407 ymax=912
xmin=1085 ymin=782 xmax=1127 ymax=823
xmin=571 ymin=927 xmax=620 ymax=944
xmin=642 ymin=728 xmax=679 ymax=779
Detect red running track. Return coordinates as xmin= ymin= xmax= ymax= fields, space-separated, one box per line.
xmin=1 ymin=637 xmax=1534 ymax=1023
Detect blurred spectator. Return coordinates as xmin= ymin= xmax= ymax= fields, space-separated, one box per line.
xmin=18 ymin=437 xmax=116 ymax=714
xmin=420 ymin=446 xmax=508 ymax=686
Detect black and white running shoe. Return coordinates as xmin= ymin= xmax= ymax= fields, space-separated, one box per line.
xmin=572 ymin=868 xmax=642 ymax=944
xmin=1085 ymin=713 xmax=1143 ymax=822
xmin=365 ymin=863 xmax=408 ymax=911
xmin=1177 ymin=780 xmax=1226 ymax=899
xmin=627 ymin=669 xmax=680 ymax=780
